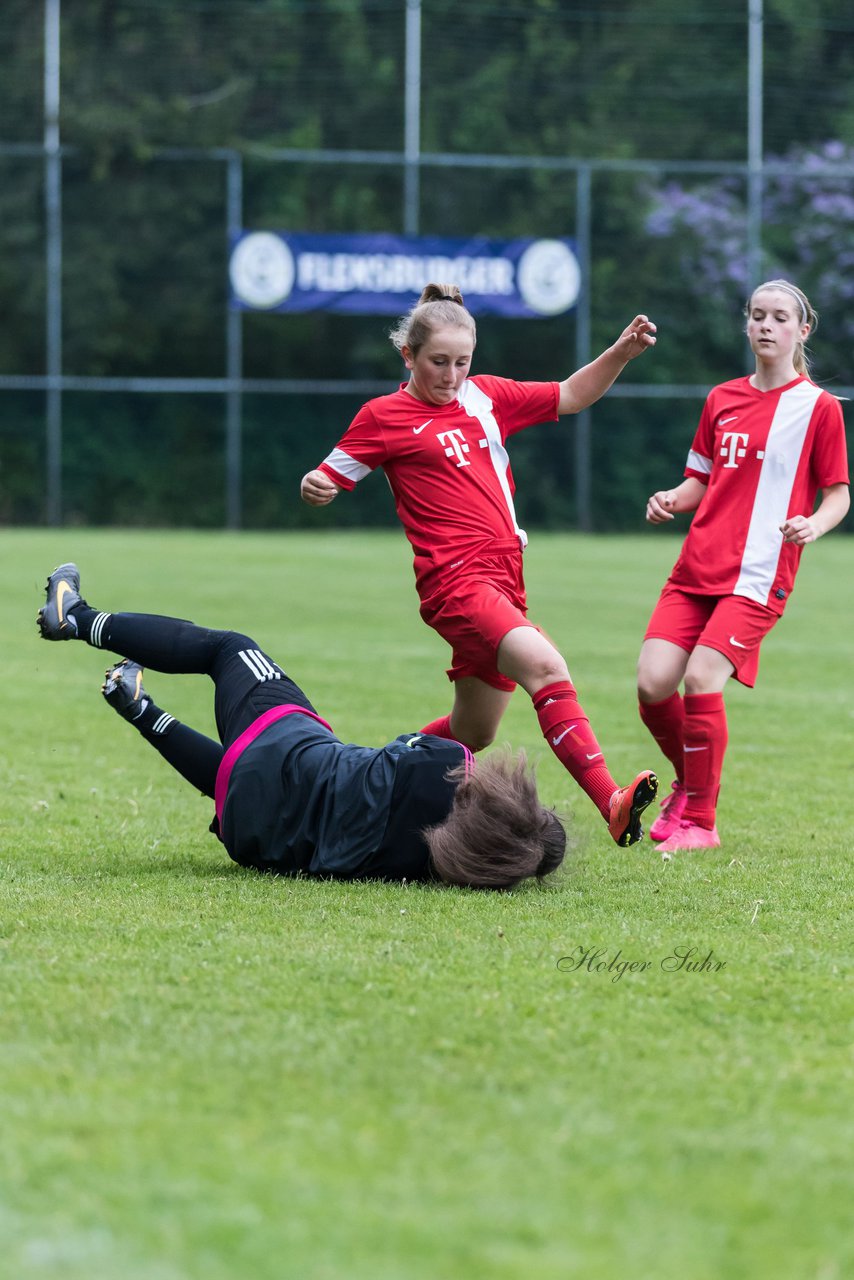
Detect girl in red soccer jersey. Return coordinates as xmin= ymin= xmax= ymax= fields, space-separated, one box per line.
xmin=637 ymin=279 xmax=850 ymax=852
xmin=301 ymin=283 xmax=659 ymax=847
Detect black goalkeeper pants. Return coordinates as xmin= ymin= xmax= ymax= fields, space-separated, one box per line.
xmin=94 ymin=612 xmax=318 ymax=799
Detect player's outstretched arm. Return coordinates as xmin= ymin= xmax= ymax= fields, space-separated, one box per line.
xmin=780 ymin=482 xmax=850 ymax=546
xmin=645 ymin=477 xmax=706 ymax=524
xmin=301 ymin=469 xmax=341 ymax=507
xmin=557 ymin=315 xmax=657 ymax=415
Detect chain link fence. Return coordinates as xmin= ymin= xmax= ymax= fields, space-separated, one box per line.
xmin=1 ymin=1 xmax=851 ymax=528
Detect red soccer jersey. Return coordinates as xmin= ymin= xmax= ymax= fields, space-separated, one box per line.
xmin=318 ymin=374 xmax=559 ymax=587
xmin=670 ymin=375 xmax=849 ymax=612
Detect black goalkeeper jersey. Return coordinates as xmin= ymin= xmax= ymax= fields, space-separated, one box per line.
xmin=214 ymin=707 xmax=470 ymax=881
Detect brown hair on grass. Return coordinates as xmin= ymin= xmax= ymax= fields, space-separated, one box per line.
xmin=424 ymin=751 xmax=567 ymax=890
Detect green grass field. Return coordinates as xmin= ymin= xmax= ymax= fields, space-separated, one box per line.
xmin=2 ymin=527 xmax=852 ymax=1280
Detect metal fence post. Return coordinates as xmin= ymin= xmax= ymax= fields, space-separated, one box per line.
xmin=746 ymin=0 xmax=765 ymax=310
xmin=44 ymin=0 xmax=62 ymax=525
xmin=404 ymin=0 xmax=422 ymax=236
xmin=574 ymin=164 xmax=592 ymax=532
xmin=225 ymin=151 xmax=244 ymax=530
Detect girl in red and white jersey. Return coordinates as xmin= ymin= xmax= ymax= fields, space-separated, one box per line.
xmin=302 ymin=283 xmax=659 ymax=847
xmin=638 ymin=280 xmax=850 ymax=852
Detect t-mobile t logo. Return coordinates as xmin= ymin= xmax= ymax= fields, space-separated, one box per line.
xmin=720 ymin=431 xmax=749 ymax=468
xmin=437 ymin=428 xmax=471 ymax=467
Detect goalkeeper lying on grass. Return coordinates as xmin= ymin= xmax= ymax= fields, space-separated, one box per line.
xmin=37 ymin=563 xmax=569 ymax=889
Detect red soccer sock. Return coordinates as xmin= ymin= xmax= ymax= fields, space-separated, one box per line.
xmin=420 ymin=715 xmax=477 ymax=753
xmin=638 ymin=691 xmax=685 ymax=782
xmin=533 ymin=681 xmax=618 ymax=818
xmin=681 ymin=692 xmax=728 ymax=829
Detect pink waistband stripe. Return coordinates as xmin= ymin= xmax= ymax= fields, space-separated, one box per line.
xmin=214 ymin=704 xmax=333 ymax=822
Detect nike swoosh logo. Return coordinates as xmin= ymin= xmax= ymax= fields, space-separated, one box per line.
xmin=133 ymin=669 xmax=144 ymax=701
xmin=729 ymin=636 xmax=748 ymax=648
xmin=718 ymin=415 xmax=739 ymax=426
xmin=552 ymin=724 xmax=578 ymax=747
xmin=56 ymin=580 xmax=72 ymax=624
xmin=684 ymin=745 xmax=708 ymax=752
xmin=586 ymin=752 xmax=603 ymax=760
xmin=413 ymin=419 xmax=433 ymax=434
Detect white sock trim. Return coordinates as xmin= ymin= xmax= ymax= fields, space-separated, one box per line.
xmin=89 ymin=612 xmax=111 ymax=648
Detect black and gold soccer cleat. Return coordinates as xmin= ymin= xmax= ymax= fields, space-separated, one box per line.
xmin=102 ymin=660 xmax=149 ymax=722
xmin=37 ymin=562 xmax=81 ymax=639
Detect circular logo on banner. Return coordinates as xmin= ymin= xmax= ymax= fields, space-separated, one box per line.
xmin=229 ymin=232 xmax=295 ymax=309
xmin=516 ymin=239 xmax=581 ymax=315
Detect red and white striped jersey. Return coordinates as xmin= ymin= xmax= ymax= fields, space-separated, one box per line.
xmin=317 ymin=375 xmax=559 ymax=586
xmin=671 ymin=375 xmax=849 ymax=612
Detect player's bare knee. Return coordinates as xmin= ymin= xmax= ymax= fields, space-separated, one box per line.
xmin=523 ymin=656 xmax=570 ymax=691
xmin=637 ymin=677 xmax=661 ymax=704
xmin=468 ymin=726 xmax=497 ymax=752
xmin=683 ymin=657 xmax=719 ymax=695
xmin=637 ymin=670 xmax=675 ymax=704
xmin=452 ymin=721 xmax=496 ymax=752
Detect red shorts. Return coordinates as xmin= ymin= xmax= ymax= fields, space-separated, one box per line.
xmin=418 ymin=543 xmax=536 ymax=692
xmin=644 ymin=583 xmax=780 ymax=688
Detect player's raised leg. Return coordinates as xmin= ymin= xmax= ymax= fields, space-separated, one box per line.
xmin=38 ymin=561 xmax=320 ymax=750
xmin=102 ymin=659 xmax=223 ymax=797
xmin=421 ymin=677 xmax=513 ymax=753
xmin=498 ymin=625 xmax=657 ymax=846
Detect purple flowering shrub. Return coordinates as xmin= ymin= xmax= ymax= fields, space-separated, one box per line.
xmin=644 ymin=141 xmax=854 ymax=348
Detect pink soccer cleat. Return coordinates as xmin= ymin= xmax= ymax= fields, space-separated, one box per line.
xmin=656 ymin=819 xmax=721 ymax=853
xmin=649 ymin=780 xmax=688 ymax=841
